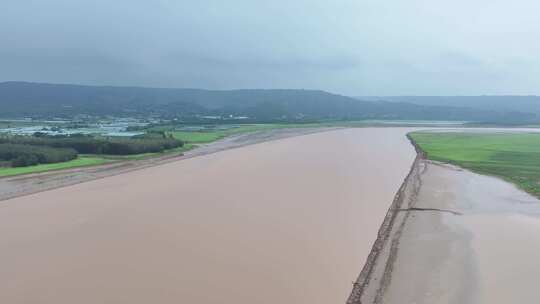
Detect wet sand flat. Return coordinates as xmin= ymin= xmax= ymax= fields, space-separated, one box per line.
xmin=381 ymin=161 xmax=540 ymax=304
xmin=0 ymin=128 xmax=416 ymax=304
xmin=461 ymin=213 xmax=540 ymax=303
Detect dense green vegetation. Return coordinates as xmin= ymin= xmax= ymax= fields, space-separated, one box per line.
xmin=0 ymin=132 xmax=183 ymax=174
xmin=0 ymin=143 xmax=78 ymax=167
xmin=410 ymin=132 xmax=540 ymax=197
xmin=0 ymin=135 xmax=183 ymax=155
xmin=0 ymin=157 xmax=110 ymax=177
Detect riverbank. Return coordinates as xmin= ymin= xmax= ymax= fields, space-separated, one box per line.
xmin=381 ymin=160 xmax=540 ymax=303
xmin=347 ymin=134 xmax=426 ymax=303
xmin=361 ymin=133 xmax=540 ymax=303
xmin=0 ymin=127 xmax=336 ymax=202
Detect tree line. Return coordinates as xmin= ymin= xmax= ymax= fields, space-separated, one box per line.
xmin=0 ymin=135 xmax=183 ymax=155
xmin=0 ymin=134 xmax=184 ymax=167
xmin=0 ymin=143 xmax=77 ymax=167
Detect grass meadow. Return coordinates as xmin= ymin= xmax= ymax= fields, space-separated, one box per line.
xmin=410 ymin=131 xmax=540 ymax=197
xmin=0 ymin=157 xmax=111 ymax=177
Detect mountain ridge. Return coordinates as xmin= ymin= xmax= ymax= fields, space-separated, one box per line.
xmin=0 ymin=81 xmax=536 ymax=123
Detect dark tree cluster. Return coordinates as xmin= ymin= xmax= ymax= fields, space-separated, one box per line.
xmin=0 ymin=135 xmax=183 ymax=155
xmin=0 ymin=143 xmax=77 ymax=167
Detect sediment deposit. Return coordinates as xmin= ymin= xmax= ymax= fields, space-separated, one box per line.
xmin=363 ymin=135 xmax=540 ymax=304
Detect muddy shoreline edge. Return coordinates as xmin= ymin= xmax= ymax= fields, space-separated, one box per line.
xmin=347 ymin=133 xmax=425 ymax=304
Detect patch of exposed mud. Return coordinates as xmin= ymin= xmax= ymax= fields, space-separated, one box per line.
xmin=358 ymin=134 xmax=540 ymax=304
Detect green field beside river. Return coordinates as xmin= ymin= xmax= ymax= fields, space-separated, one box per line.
xmin=0 ymin=157 xmax=111 ymax=177
xmin=410 ymin=131 xmax=540 ymax=197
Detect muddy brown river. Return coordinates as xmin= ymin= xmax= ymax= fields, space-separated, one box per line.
xmin=0 ymin=128 xmax=416 ymax=304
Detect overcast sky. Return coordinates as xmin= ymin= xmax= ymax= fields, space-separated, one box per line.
xmin=2 ymin=0 xmax=540 ymax=95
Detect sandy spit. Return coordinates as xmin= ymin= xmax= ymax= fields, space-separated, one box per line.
xmin=0 ymin=128 xmax=417 ymax=304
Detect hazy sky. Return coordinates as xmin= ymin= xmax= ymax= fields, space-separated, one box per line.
xmin=2 ymin=0 xmax=540 ymax=95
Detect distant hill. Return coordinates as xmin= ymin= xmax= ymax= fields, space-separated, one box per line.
xmin=360 ymin=96 xmax=540 ymax=116
xmin=0 ymin=82 xmax=536 ymax=123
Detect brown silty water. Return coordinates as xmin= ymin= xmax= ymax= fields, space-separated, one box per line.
xmin=0 ymin=128 xmax=416 ymax=304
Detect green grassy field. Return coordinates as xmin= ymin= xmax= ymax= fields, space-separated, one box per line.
xmin=410 ymin=131 xmax=540 ymax=197
xmin=169 ymin=131 xmax=226 ymax=143
xmin=0 ymin=157 xmax=112 ymax=177
xmin=167 ymin=124 xmax=307 ymax=143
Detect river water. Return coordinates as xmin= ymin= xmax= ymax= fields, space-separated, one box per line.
xmin=0 ymin=128 xmax=416 ymax=304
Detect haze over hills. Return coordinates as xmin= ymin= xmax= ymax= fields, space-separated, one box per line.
xmin=360 ymin=96 xmax=540 ymax=115
xmin=0 ymin=82 xmax=536 ymax=123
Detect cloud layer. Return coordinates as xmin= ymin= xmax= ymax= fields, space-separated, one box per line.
xmin=2 ymin=0 xmax=540 ymax=95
